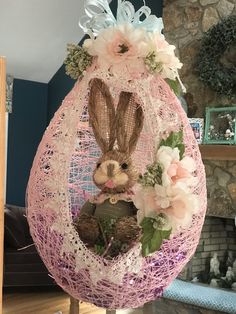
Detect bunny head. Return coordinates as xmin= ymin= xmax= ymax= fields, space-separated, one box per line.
xmin=88 ymin=78 xmax=144 ymax=194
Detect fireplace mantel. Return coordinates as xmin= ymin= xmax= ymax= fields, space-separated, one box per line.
xmin=199 ymin=145 xmax=236 ymax=161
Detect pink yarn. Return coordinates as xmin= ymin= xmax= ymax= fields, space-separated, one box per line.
xmin=27 ymin=66 xmax=207 ymax=309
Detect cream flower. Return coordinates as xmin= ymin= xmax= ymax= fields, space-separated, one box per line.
xmin=156 ymin=146 xmax=197 ymax=187
xmin=155 ymin=183 xmax=199 ymax=232
xmin=146 ymin=32 xmax=183 ymax=80
xmin=133 ymin=186 xmax=159 ymax=224
xmin=83 ymin=23 xmax=149 ymax=68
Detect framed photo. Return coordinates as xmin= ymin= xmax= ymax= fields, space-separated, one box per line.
xmin=188 ymin=118 xmax=204 ymax=144
xmin=204 ymin=106 xmax=236 ymax=144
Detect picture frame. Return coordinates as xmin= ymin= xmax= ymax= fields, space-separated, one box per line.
xmin=204 ymin=106 xmax=236 ymax=144
xmin=188 ymin=118 xmax=204 ymax=144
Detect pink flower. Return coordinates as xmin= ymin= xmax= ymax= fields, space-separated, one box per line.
xmin=167 ymin=161 xmax=191 ymax=185
xmin=156 ymin=146 xmax=197 ymax=187
xmin=134 ymin=182 xmax=199 ymax=231
xmin=155 ymin=183 xmax=199 ymax=231
xmin=83 ymin=24 xmax=149 ymax=69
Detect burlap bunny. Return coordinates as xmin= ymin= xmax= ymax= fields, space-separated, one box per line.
xmin=75 ymin=78 xmax=144 ymax=257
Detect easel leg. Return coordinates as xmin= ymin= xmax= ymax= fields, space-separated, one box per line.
xmin=69 ymin=297 xmax=80 ymax=314
xmin=0 ymin=57 xmax=6 ymax=314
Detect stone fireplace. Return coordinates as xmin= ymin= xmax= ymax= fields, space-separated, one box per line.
xmin=154 ymin=152 xmax=236 ymax=314
xmin=178 ymin=158 xmax=236 ymax=284
xmin=180 ymin=216 xmax=236 ymax=282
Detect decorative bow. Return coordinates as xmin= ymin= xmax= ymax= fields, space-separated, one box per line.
xmin=79 ymin=0 xmax=163 ymax=37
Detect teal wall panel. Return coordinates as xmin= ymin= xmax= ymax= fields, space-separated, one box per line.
xmin=6 ymin=79 xmax=48 ymax=206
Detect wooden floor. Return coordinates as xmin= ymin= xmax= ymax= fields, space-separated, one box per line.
xmin=2 ymin=288 xmax=145 ymax=314
xmin=3 ymin=289 xmax=103 ymax=314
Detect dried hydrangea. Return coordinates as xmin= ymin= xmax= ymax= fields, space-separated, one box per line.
xmin=144 ymin=51 xmax=163 ymax=74
xmin=64 ymin=44 xmax=93 ymax=79
xmin=139 ymin=162 xmax=162 ymax=187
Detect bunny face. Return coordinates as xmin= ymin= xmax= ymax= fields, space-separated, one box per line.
xmin=88 ymin=78 xmax=144 ymax=194
xmin=93 ymin=150 xmax=139 ymax=193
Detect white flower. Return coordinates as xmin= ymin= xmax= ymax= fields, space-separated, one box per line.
xmin=146 ymin=32 xmax=183 ymax=80
xmin=133 ymin=186 xmax=158 ymax=224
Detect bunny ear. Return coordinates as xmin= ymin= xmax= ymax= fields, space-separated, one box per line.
xmin=116 ymin=92 xmax=144 ymax=154
xmin=88 ymin=78 xmax=116 ymax=153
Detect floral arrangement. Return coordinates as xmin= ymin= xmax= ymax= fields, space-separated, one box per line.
xmin=64 ymin=0 xmax=185 ymax=95
xmin=133 ymin=131 xmax=200 ymax=256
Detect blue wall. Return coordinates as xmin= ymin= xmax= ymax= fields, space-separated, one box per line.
xmin=47 ymin=67 xmax=75 ymax=122
xmin=6 ymin=79 xmax=48 ymax=206
xmin=47 ymin=0 xmax=163 ymax=122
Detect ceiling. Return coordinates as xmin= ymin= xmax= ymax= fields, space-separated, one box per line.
xmin=0 ymin=0 xmax=86 ymax=83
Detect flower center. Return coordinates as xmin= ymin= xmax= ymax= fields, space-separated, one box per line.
xmin=118 ymin=43 xmax=129 ymax=54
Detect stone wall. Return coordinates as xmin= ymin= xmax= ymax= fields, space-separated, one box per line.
xmin=163 ymin=0 xmax=236 ymax=118
xmin=205 ymin=161 xmax=236 ymax=218
xmin=177 ymin=158 xmax=236 ymax=282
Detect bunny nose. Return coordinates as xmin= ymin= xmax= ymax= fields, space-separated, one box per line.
xmin=107 ymin=163 xmax=115 ymax=177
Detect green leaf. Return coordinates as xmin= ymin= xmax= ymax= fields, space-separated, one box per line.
xmin=176 ymin=143 xmax=185 ymax=159
xmin=94 ymin=244 xmax=105 ymax=255
xmin=165 ymin=79 xmax=181 ymax=96
xmin=140 ymin=217 xmax=154 ymax=237
xmin=140 ymin=217 xmax=172 ymax=257
xmin=160 ymin=130 xmax=185 ymax=158
xmin=150 ymin=229 xmax=162 ymax=252
xmin=161 ymin=229 xmax=172 ymax=239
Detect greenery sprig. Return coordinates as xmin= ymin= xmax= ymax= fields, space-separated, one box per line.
xmin=139 ymin=163 xmax=162 ymax=187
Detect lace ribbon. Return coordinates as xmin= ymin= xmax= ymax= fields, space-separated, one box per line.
xmin=79 ymin=0 xmax=163 ymax=36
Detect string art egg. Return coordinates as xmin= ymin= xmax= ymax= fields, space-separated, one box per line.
xmin=27 ymin=0 xmax=207 ymax=310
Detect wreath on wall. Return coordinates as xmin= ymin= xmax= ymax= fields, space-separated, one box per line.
xmin=196 ymin=15 xmax=236 ymax=99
